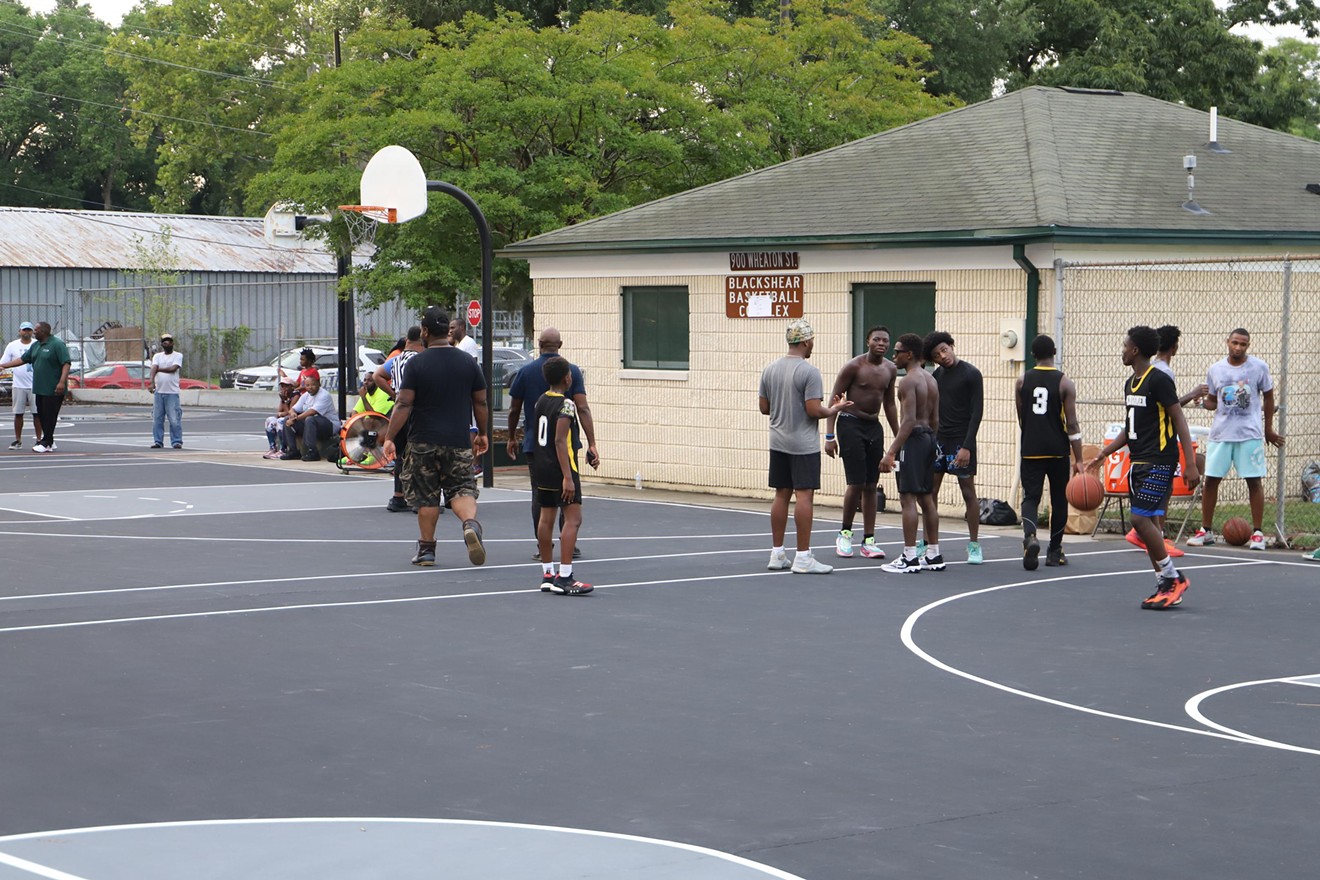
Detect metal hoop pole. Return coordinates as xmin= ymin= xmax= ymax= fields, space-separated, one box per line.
xmin=427 ymin=180 xmax=495 ymax=488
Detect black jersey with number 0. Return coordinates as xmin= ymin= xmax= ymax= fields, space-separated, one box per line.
xmin=1020 ymin=367 xmax=1068 ymax=458
xmin=1125 ymin=366 xmax=1179 ymax=464
xmin=531 ymin=392 xmax=581 ymax=489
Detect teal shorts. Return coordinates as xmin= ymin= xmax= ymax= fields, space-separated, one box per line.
xmin=1204 ymin=438 xmax=1266 ymax=479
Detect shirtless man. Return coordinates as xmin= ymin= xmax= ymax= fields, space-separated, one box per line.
xmin=824 ymin=326 xmax=899 ymax=560
xmin=880 ymin=333 xmax=943 ymax=573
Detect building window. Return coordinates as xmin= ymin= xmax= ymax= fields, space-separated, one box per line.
xmin=852 ymin=282 xmax=937 ymax=357
xmin=623 ymin=286 xmax=689 ymax=369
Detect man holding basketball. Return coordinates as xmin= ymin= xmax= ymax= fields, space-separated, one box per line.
xmin=1015 ymin=335 xmax=1084 ymax=570
xmin=880 ymin=334 xmax=941 ymax=573
xmin=1087 ymin=326 xmax=1200 ymax=610
xmin=824 ymin=325 xmax=898 ymax=560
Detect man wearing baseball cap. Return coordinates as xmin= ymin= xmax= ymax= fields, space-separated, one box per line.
xmin=2 ymin=322 xmax=38 ymax=449
xmin=0 ymin=321 xmax=71 ymax=452
xmin=149 ymin=333 xmax=184 ymax=449
xmin=759 ymin=318 xmax=853 ymax=574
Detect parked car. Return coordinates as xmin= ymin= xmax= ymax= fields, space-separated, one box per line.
xmin=230 ymin=345 xmax=384 ymax=392
xmin=67 ymin=362 xmax=218 ymax=390
xmin=484 ymin=346 xmax=535 ymax=389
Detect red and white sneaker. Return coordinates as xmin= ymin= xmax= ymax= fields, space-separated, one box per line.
xmin=858 ymin=538 xmax=886 ymax=559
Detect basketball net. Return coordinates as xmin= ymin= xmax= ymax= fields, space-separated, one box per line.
xmin=338 ymin=205 xmax=397 ymax=250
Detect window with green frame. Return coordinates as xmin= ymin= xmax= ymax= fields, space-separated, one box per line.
xmin=623 ymin=286 xmax=689 ymax=369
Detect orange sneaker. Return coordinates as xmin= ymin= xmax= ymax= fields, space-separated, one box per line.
xmin=1141 ymin=573 xmax=1189 ymax=610
xmin=1126 ymin=528 xmax=1184 ymax=558
xmin=1163 ymin=539 xmax=1184 ymax=558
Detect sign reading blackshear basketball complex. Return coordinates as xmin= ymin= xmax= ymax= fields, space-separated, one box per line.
xmin=726 ymin=252 xmax=803 ymax=318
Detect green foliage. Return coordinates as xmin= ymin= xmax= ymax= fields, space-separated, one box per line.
xmin=249 ymin=1 xmax=952 ymax=314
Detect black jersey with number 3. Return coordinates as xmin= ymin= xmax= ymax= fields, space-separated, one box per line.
xmin=1020 ymin=367 xmax=1068 ymax=458
xmin=531 ymin=391 xmax=581 ymax=490
xmin=1125 ymin=366 xmax=1179 ymax=464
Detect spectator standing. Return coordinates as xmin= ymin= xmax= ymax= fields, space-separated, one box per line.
xmin=760 ymin=318 xmax=852 ymax=575
xmin=375 ymin=326 xmax=424 ymax=512
xmin=924 ymin=331 xmax=985 ymax=564
xmin=280 ymin=374 xmax=340 ymax=461
xmin=880 ymin=334 xmax=943 ymax=573
xmin=1186 ymin=328 xmax=1284 ymax=550
xmin=824 ymin=325 xmax=898 ymax=560
xmin=506 ymin=327 xmax=598 ymax=557
xmin=2 ymin=321 xmax=37 ymax=449
xmin=149 ymin=333 xmax=184 ymax=449
xmin=0 ymin=321 xmax=70 ymax=453
xmin=380 ymin=307 xmax=489 ymax=568
xmin=449 ymin=318 xmax=480 ymax=359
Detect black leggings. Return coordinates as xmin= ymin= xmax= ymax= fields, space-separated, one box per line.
xmin=35 ymin=393 xmax=64 ymax=445
xmin=1020 ymin=457 xmax=1070 ymax=551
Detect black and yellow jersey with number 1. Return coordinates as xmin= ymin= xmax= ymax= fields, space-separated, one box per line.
xmin=1020 ymin=367 xmax=1068 ymax=459
xmin=1124 ymin=366 xmax=1179 ymax=465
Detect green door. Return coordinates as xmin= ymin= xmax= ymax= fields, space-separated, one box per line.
xmin=852 ymin=282 xmax=937 ymax=357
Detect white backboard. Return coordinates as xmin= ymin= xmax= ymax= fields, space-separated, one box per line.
xmin=359 ymin=145 xmax=428 ymax=223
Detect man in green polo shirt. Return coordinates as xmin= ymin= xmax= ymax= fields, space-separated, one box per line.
xmin=0 ymin=321 xmax=70 ymax=453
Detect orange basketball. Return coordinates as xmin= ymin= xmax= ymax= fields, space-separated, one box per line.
xmin=1066 ymin=473 xmax=1104 ymax=511
xmin=1222 ymin=517 xmax=1252 ymax=546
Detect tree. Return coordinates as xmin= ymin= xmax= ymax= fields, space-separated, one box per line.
xmin=247 ymin=1 xmax=952 ymax=317
xmin=0 ymin=2 xmax=155 ymax=210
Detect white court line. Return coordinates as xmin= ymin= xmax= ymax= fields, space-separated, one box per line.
xmin=0 ymin=818 xmax=806 ymax=880
xmin=0 ymin=849 xmax=92 ymax=880
xmin=899 ymin=558 xmax=1320 ymax=756
xmin=1185 ymin=677 xmax=1320 ymax=755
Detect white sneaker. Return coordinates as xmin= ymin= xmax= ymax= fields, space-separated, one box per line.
xmin=32 ymin=444 xmax=48 ymax=453
xmin=882 ymin=555 xmax=922 ymax=574
xmin=767 ymin=549 xmax=791 ymax=571
xmin=835 ymin=530 xmax=854 ymax=557
xmin=791 ymin=553 xmax=833 ymax=574
xmin=1186 ymin=528 xmax=1215 ymax=546
xmin=1248 ymin=531 xmax=1267 ymax=551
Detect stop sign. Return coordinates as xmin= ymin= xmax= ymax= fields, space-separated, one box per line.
xmin=466 ymin=299 xmax=481 ymax=327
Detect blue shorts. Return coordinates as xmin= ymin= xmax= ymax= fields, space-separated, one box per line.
xmin=1129 ymin=462 xmax=1175 ymax=517
xmin=934 ymin=443 xmax=976 ymax=477
xmin=1204 ymin=438 xmax=1266 ymax=479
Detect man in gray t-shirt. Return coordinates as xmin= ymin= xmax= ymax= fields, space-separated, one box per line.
xmin=1186 ymin=328 xmax=1284 ymax=549
xmin=758 ymin=318 xmax=852 ymax=575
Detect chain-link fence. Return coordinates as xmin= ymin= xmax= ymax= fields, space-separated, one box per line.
xmin=0 ymin=301 xmax=67 ymax=402
xmin=1058 ymin=255 xmax=1320 ymax=548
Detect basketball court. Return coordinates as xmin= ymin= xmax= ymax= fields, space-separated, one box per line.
xmin=1 ymin=405 xmax=1317 ymax=879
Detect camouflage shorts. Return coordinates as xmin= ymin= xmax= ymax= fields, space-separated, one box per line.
xmin=402 ymin=441 xmax=479 ymax=509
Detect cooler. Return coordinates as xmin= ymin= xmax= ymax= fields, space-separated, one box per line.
xmin=1101 ymin=422 xmax=1205 ymax=497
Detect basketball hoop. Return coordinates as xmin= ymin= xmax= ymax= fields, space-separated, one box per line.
xmin=338 ymin=205 xmax=397 ymax=250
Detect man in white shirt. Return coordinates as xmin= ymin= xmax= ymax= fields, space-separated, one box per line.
xmin=2 ymin=321 xmax=38 ymax=449
xmin=280 ymin=374 xmax=341 ymax=461
xmin=149 ymin=333 xmax=185 ymax=449
xmin=449 ymin=318 xmax=480 ymax=359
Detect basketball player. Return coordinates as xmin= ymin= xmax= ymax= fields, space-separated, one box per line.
xmin=824 ymin=325 xmax=898 ymax=559
xmin=531 ymin=357 xmax=596 ymax=594
xmin=1086 ymin=326 xmax=1200 ymax=610
xmin=924 ymin=331 xmax=985 ymax=564
xmin=880 ymin=334 xmax=942 ymax=573
xmin=1015 ymin=335 xmax=1084 ymax=570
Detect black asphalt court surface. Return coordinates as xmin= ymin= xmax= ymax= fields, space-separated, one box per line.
xmin=1 ymin=405 xmax=1318 ymax=879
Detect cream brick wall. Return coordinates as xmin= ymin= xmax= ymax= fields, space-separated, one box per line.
xmin=532 ymin=266 xmax=1037 ymax=511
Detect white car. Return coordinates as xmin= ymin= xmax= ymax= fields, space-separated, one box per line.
xmin=231 ymin=346 xmax=384 ymax=392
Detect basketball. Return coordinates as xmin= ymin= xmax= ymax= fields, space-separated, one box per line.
xmin=1066 ymin=473 xmax=1104 ymax=511
xmin=1222 ymin=517 xmax=1252 ymax=546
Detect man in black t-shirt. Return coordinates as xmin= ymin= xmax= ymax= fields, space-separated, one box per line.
xmin=924 ymin=331 xmax=985 ymax=565
xmin=1015 ymin=335 xmax=1084 ymax=570
xmin=1088 ymin=326 xmax=1200 ymax=610
xmin=531 ymin=357 xmax=595 ymax=595
xmin=381 ymin=307 xmax=490 ymax=568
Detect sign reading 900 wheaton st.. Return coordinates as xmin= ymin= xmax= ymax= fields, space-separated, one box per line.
xmin=725 ymin=274 xmax=804 ymax=318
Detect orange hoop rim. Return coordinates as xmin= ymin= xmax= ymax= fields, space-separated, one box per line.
xmin=338 ymin=205 xmax=398 ymax=224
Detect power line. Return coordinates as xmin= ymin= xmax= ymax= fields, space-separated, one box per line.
xmin=0 ymin=81 xmax=275 ymax=138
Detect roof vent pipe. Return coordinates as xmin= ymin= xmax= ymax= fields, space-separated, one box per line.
xmin=1208 ymin=107 xmax=1231 ymax=154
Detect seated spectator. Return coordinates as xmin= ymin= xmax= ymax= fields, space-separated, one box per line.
xmin=280 ymin=374 xmax=340 ymax=461
xmin=355 ymin=373 xmax=394 ymax=417
xmin=263 ymin=376 xmax=299 ymax=459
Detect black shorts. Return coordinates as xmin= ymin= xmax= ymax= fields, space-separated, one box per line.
xmin=535 ymin=471 xmax=583 ymax=508
xmin=897 ymin=426 xmax=937 ymax=495
xmin=935 ymin=440 xmax=977 ymax=477
xmin=837 ymin=414 xmax=884 ymax=486
xmin=1129 ymin=461 xmax=1175 ymax=517
xmin=769 ymin=450 xmax=821 ymax=490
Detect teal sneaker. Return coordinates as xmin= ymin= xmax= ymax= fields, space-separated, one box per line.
xmin=967 ymin=541 xmax=983 ymax=565
xmin=835 ymin=529 xmax=854 ymax=558
xmin=1303 ymin=547 xmax=1320 ymax=562
xmin=915 ymin=539 xmax=926 ymax=558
